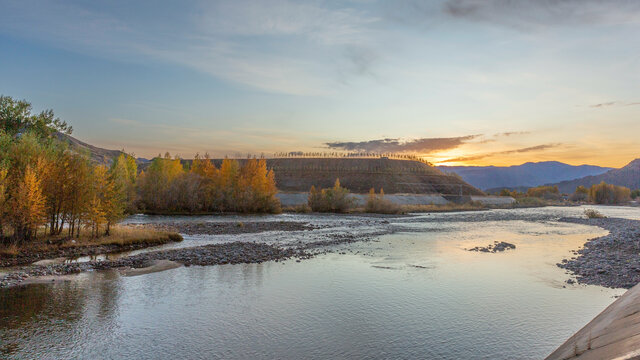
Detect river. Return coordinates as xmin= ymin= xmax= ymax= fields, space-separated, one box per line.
xmin=1 ymin=206 xmax=639 ymax=359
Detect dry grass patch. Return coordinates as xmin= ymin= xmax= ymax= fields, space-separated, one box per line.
xmin=59 ymin=225 xmax=183 ymax=248
xmin=0 ymin=225 xmax=182 ymax=264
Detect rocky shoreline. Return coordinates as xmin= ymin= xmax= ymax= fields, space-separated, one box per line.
xmin=558 ymin=217 xmax=640 ymax=289
xmin=146 ymin=220 xmax=318 ymax=235
xmin=0 ymin=242 xmax=310 ymax=288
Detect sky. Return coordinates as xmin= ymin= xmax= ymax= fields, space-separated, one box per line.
xmin=1 ymin=0 xmax=639 ymax=167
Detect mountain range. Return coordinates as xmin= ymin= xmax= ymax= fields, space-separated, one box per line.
xmin=551 ymin=159 xmax=640 ymax=193
xmin=438 ymin=161 xmax=612 ymax=191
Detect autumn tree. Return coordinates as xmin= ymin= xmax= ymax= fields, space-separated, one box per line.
xmin=137 ymin=153 xmax=185 ymax=211
xmin=110 ymin=153 xmax=137 ymax=213
xmin=570 ymin=185 xmax=589 ymax=202
xmin=589 ymin=182 xmax=631 ymax=204
xmin=9 ymin=167 xmax=46 ymax=242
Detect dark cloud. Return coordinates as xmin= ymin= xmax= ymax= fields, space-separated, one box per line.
xmin=443 ymin=0 xmax=640 ymax=29
xmin=325 ymin=135 xmax=480 ymax=153
xmin=443 ymin=143 xmax=561 ymax=163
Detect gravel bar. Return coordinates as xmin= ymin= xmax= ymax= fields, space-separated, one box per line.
xmin=0 ymin=242 xmax=309 ymax=288
xmin=558 ymin=217 xmax=640 ymax=289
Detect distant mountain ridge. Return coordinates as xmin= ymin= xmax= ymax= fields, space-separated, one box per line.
xmin=438 ymin=161 xmax=612 ymax=191
xmin=551 ymin=159 xmax=640 ymax=193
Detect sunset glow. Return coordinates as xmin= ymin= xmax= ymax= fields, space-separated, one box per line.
xmin=1 ymin=0 xmax=639 ymax=167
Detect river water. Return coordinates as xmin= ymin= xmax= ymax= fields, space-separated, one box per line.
xmin=1 ymin=206 xmax=639 ymax=359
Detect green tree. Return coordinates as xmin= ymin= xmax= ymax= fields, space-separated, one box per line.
xmin=0 ymin=95 xmax=71 ymax=138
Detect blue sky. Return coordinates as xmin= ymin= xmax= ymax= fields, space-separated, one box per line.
xmin=1 ymin=0 xmax=639 ymax=166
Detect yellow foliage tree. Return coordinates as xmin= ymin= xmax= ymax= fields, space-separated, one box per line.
xmin=10 ymin=167 xmax=46 ymax=242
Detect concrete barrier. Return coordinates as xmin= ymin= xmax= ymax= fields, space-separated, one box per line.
xmin=546 ymin=282 xmax=640 ymax=359
xmin=277 ymin=192 xmax=452 ymax=207
xmin=471 ymin=196 xmax=516 ymax=205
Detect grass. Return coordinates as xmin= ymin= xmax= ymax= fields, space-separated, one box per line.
xmin=0 ymin=225 xmax=182 ymax=261
xmin=584 ymin=208 xmax=606 ymax=219
xmin=60 ymin=226 xmax=182 ymax=247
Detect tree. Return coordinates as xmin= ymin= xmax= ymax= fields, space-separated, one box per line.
xmin=10 ymin=167 xmax=46 ymax=242
xmin=137 ymin=154 xmax=185 ymax=211
xmin=0 ymin=95 xmax=71 ymax=138
xmin=219 ymin=158 xmax=240 ymax=211
xmin=570 ymin=185 xmax=589 ymax=202
xmin=0 ymin=167 xmax=7 ymax=238
xmin=589 ymin=182 xmax=631 ymax=204
xmin=527 ymin=186 xmax=560 ymax=200
xmin=85 ymin=166 xmax=109 ymax=237
xmin=110 ymin=153 xmax=137 ymax=213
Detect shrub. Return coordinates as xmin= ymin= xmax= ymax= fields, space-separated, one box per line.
xmin=365 ymin=188 xmax=401 ymax=214
xmin=631 ymin=189 xmax=640 ymax=200
xmin=308 ymin=179 xmax=354 ymax=213
xmin=584 ymin=208 xmax=606 ymax=219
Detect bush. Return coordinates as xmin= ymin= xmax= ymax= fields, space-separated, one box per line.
xmin=308 ymin=179 xmax=354 ymax=213
xmin=365 ymin=188 xmax=401 ymax=214
xmin=631 ymin=189 xmax=640 ymax=200
xmin=584 ymin=209 xmax=606 ymax=219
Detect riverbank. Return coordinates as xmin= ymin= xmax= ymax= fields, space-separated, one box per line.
xmin=0 ymin=226 xmax=183 ymax=267
xmin=0 ymin=242 xmax=308 ymax=288
xmin=558 ymin=217 xmax=640 ymax=289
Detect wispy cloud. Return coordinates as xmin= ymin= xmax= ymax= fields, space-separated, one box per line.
xmin=443 ymin=143 xmax=561 ymax=163
xmin=0 ymin=0 xmax=382 ymax=95
xmin=497 ymin=131 xmax=530 ymax=137
xmin=443 ymin=0 xmax=640 ymax=30
xmin=325 ymin=135 xmax=481 ymax=153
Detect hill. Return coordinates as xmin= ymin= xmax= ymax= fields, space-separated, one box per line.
xmin=54 ymin=133 xmax=125 ymax=165
xmin=438 ymin=161 xmax=612 ymax=190
xmin=264 ymin=158 xmax=483 ymax=195
xmin=55 ymin=134 xmax=484 ymax=195
xmin=143 ymin=157 xmax=484 ymax=195
xmin=552 ymin=159 xmax=640 ymax=193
